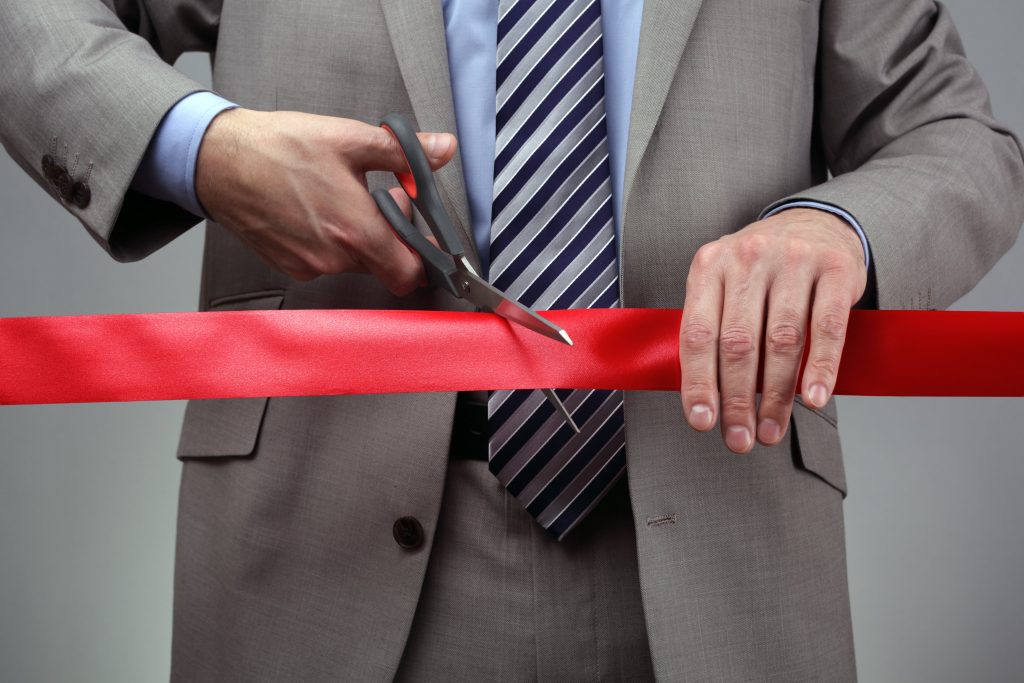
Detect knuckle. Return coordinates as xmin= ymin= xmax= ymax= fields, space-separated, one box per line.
xmin=719 ymin=325 xmax=757 ymax=361
xmin=692 ymin=242 xmax=722 ymax=270
xmin=807 ymin=354 xmax=837 ymax=380
xmin=736 ymin=233 xmax=768 ymax=264
xmin=682 ymin=376 xmax=716 ymax=398
xmin=721 ymin=393 xmax=755 ymax=416
xmin=765 ymin=319 xmax=805 ymax=355
xmin=784 ymin=239 xmax=810 ymax=265
xmin=378 ymin=131 xmax=402 ymax=161
xmin=759 ymin=387 xmax=795 ymax=411
xmin=346 ymin=125 xmax=396 ymax=164
xmin=360 ymin=125 xmax=389 ymax=151
xmin=336 ymin=124 xmax=368 ymax=156
xmin=815 ymin=311 xmax=848 ymax=342
xmin=681 ymin=318 xmax=718 ymax=353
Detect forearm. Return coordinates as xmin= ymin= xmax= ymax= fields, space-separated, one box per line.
xmin=768 ymin=0 xmax=1024 ymax=310
xmin=0 ymin=0 xmax=221 ymax=261
xmin=768 ymin=121 xmax=1024 ymax=311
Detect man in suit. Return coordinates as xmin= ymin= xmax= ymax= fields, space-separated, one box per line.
xmin=2 ymin=0 xmax=1022 ymax=679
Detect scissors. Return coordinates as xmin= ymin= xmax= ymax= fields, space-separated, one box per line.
xmin=370 ymin=113 xmax=579 ymax=432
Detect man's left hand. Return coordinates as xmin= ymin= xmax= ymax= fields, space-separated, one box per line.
xmin=679 ymin=208 xmax=868 ymax=453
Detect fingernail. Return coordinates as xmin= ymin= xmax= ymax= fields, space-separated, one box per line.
xmin=689 ymin=404 xmax=713 ymax=430
xmin=427 ymin=134 xmax=449 ymax=158
xmin=758 ymin=418 xmax=781 ymax=444
xmin=426 ymin=134 xmax=441 ymax=157
xmin=808 ymin=383 xmax=828 ymax=407
xmin=726 ymin=426 xmax=752 ymax=453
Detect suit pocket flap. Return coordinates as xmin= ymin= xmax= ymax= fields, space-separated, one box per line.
xmin=790 ymin=398 xmax=847 ymax=496
xmin=176 ymin=292 xmax=284 ymax=459
xmin=177 ymin=397 xmax=271 ymax=457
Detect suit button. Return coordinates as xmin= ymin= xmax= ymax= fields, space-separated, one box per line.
xmin=393 ymin=516 xmax=424 ymax=550
xmin=70 ymin=181 xmax=91 ymax=209
xmin=53 ymin=166 xmax=72 ymax=201
xmin=41 ymin=154 xmax=56 ymax=180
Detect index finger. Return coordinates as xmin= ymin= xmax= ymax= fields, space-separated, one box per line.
xmin=680 ymin=249 xmax=725 ymax=431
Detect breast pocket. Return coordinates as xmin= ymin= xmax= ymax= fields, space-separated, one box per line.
xmin=176 ymin=291 xmax=285 ymax=459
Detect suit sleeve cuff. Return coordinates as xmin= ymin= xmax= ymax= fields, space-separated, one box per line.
xmin=761 ymin=200 xmax=871 ymax=270
xmin=130 ymin=91 xmax=238 ymax=219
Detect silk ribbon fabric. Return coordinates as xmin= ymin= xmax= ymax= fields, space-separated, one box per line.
xmin=1 ymin=309 xmax=1022 ymax=405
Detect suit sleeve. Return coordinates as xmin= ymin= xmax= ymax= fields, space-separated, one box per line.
xmin=0 ymin=0 xmax=223 ymax=262
xmin=762 ymin=0 xmax=1024 ymax=310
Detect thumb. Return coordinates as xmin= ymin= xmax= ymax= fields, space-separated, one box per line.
xmin=351 ymin=122 xmax=457 ymax=172
xmin=417 ymin=131 xmax=458 ymax=170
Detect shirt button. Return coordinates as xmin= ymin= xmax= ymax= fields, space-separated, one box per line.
xmin=392 ymin=516 xmax=425 ymax=551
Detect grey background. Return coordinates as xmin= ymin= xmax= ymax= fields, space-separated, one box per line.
xmin=1 ymin=1 xmax=1021 ymax=680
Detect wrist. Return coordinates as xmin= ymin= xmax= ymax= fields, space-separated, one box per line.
xmin=818 ymin=210 xmax=867 ymax=268
xmin=777 ymin=207 xmax=865 ymax=270
xmin=195 ymin=107 xmax=251 ymax=221
xmin=763 ymin=200 xmax=870 ymax=270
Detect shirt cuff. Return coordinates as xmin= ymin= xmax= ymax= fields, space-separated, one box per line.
xmin=130 ymin=91 xmax=238 ymax=218
xmin=762 ymin=200 xmax=871 ymax=270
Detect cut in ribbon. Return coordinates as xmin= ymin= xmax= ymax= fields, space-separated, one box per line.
xmin=1 ymin=309 xmax=1022 ymax=406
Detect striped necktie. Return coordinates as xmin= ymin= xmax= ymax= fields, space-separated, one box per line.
xmin=488 ymin=0 xmax=626 ymax=540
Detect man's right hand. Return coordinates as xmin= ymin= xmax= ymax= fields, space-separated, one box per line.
xmin=195 ymin=108 xmax=457 ymax=293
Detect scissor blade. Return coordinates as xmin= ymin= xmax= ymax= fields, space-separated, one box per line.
xmin=452 ymin=270 xmax=573 ymax=346
xmin=542 ymin=389 xmax=580 ymax=434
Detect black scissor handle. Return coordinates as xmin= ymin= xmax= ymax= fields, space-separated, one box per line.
xmin=371 ymin=188 xmax=460 ymax=298
xmin=379 ymin=113 xmax=465 ymax=259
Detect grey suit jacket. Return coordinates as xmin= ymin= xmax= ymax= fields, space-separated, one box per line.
xmin=3 ymin=0 xmax=1023 ymax=680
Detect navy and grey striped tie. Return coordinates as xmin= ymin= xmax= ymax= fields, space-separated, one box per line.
xmin=488 ymin=0 xmax=626 ymax=540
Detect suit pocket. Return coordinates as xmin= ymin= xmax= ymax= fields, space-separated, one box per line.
xmin=790 ymin=397 xmax=847 ymax=496
xmin=176 ymin=291 xmax=285 ymax=459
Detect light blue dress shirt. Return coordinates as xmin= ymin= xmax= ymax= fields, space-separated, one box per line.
xmin=131 ymin=0 xmax=869 ymax=274
xmin=132 ymin=90 xmax=238 ymax=219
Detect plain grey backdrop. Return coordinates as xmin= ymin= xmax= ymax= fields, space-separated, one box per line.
xmin=1 ymin=1 xmax=1021 ymax=680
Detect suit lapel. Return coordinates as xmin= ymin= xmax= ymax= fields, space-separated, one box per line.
xmin=380 ymin=0 xmax=705 ymax=268
xmin=379 ymin=0 xmax=479 ymax=270
xmin=622 ymin=0 xmax=705 ymax=221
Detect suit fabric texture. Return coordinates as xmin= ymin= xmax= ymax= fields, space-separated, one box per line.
xmin=2 ymin=0 xmax=1023 ymax=680
xmin=394 ymin=460 xmax=654 ymax=680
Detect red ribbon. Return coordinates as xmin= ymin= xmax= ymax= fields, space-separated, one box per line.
xmin=1 ymin=309 xmax=1022 ymax=405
